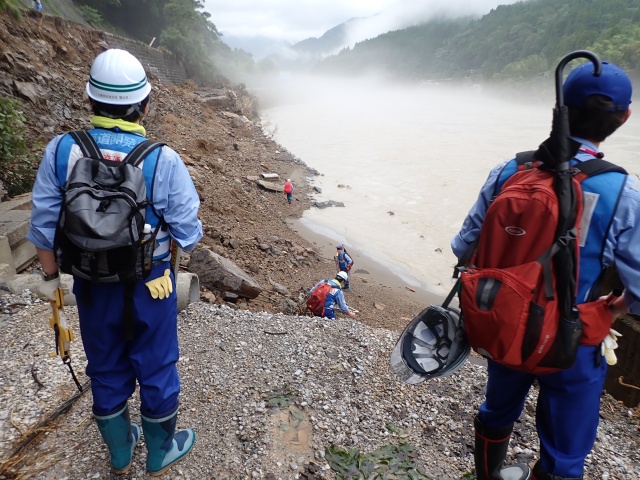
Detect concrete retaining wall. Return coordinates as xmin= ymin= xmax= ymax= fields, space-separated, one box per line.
xmin=102 ymin=33 xmax=189 ymax=86
xmin=21 ymin=1 xmax=193 ymax=86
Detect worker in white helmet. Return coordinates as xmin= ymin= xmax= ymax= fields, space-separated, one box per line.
xmin=28 ymin=49 xmax=202 ymax=476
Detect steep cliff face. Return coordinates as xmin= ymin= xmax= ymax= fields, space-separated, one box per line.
xmin=0 ymin=8 xmax=195 ymax=142
xmin=20 ymin=0 xmax=89 ymax=25
xmin=1 ymin=10 xmax=108 ymax=140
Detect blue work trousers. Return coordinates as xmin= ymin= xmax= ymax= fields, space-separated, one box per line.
xmin=478 ymin=345 xmax=607 ymax=478
xmin=323 ymin=308 xmax=337 ymax=319
xmin=339 ymin=269 xmax=350 ymax=289
xmin=73 ymin=262 xmax=180 ymax=418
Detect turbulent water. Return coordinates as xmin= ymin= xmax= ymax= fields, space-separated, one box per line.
xmin=260 ymin=76 xmax=640 ymax=297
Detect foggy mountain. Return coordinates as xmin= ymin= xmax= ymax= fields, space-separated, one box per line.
xmin=262 ymin=0 xmax=522 ymax=69
xmin=221 ymin=33 xmax=293 ymax=61
xmin=315 ymin=0 xmax=640 ymax=82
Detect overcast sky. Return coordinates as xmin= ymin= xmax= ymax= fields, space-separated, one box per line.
xmin=202 ymin=0 xmax=523 ymax=44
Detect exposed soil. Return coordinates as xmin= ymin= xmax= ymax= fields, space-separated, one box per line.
xmin=0 ymin=8 xmax=427 ymax=331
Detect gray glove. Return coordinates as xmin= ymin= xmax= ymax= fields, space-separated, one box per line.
xmin=38 ymin=272 xmax=61 ymax=300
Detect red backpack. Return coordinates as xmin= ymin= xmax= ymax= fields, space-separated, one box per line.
xmin=457 ymin=152 xmax=625 ymax=374
xmin=306 ymin=282 xmax=332 ymax=316
xmin=284 ymin=182 xmax=293 ymax=194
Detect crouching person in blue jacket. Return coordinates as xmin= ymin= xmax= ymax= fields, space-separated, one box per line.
xmin=309 ymin=271 xmax=356 ymax=319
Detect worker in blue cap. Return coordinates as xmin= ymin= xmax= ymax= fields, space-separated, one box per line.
xmin=452 ymin=60 xmax=636 ymax=480
xmin=334 ymin=245 xmax=354 ymax=291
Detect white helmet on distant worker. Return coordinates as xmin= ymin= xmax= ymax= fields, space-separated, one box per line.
xmin=336 ymin=271 xmax=349 ymax=282
xmin=86 ymin=49 xmax=152 ymax=105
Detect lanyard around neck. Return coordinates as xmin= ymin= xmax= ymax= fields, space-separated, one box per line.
xmin=579 ymin=147 xmax=604 ymax=159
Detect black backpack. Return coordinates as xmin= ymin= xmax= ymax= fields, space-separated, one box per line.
xmin=54 ymin=130 xmax=165 ymax=283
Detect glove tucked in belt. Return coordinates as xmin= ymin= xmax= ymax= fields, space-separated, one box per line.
xmin=601 ymin=328 xmax=622 ymax=365
xmin=145 ymin=269 xmax=173 ymax=299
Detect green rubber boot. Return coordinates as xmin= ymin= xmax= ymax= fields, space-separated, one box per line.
xmin=141 ymin=410 xmax=195 ymax=476
xmin=94 ymin=404 xmax=141 ymax=474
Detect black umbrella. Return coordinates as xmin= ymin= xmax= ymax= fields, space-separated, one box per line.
xmin=535 ymin=50 xmax=602 ymax=367
xmin=535 ymin=50 xmax=602 ymax=170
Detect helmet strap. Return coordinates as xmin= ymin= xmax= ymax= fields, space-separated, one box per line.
xmin=97 ymin=102 xmax=144 ymax=120
xmin=126 ymin=103 xmax=144 ymax=118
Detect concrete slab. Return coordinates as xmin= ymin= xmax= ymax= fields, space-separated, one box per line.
xmin=0 ymin=193 xmax=31 ymax=213
xmin=0 ymin=199 xmax=37 ymax=272
xmin=256 ymin=179 xmax=284 ymax=192
xmin=260 ymin=173 xmax=280 ymax=180
xmin=0 ymin=238 xmax=16 ymax=276
xmin=0 ymin=210 xmax=32 ymax=246
xmin=12 ymin=238 xmax=36 ymax=272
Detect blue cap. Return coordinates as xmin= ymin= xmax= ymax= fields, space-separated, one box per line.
xmin=336 ymin=245 xmax=343 ymax=250
xmin=563 ymin=61 xmax=632 ymax=111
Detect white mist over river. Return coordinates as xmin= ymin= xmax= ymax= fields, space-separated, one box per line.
xmin=260 ymin=77 xmax=640 ymax=297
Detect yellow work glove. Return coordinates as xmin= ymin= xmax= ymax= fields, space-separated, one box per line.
xmin=145 ymin=269 xmax=173 ymax=299
xmin=601 ymin=328 xmax=622 ymax=366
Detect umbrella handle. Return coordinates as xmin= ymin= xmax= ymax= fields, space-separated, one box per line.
xmin=555 ymin=50 xmax=602 ymax=107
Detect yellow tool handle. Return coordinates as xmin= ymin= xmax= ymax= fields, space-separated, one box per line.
xmin=49 ymin=287 xmax=74 ymax=359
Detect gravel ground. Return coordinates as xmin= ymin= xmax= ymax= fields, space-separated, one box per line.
xmin=3 ymin=9 xmax=638 ymax=480
xmin=0 ymin=289 xmax=639 ymax=480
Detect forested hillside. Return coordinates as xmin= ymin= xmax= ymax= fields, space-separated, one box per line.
xmin=317 ymin=0 xmax=640 ymax=83
xmin=3 ymin=0 xmax=269 ymax=82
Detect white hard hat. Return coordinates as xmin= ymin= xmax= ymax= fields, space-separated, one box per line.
xmin=336 ymin=271 xmax=349 ymax=282
xmin=86 ymin=49 xmax=152 ymax=105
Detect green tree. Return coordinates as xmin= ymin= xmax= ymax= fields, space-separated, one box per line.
xmin=316 ymin=0 xmax=640 ymax=82
xmin=589 ymin=24 xmax=640 ymax=71
xmin=0 ymin=96 xmax=39 ymax=197
xmin=497 ymin=54 xmax=549 ymax=80
xmin=159 ymin=0 xmax=221 ymax=78
xmin=73 ymin=0 xmax=226 ymax=80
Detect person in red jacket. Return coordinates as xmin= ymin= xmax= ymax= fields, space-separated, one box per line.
xmin=284 ymin=178 xmax=294 ymax=203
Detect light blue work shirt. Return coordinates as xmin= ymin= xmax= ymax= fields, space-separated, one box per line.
xmin=451 ymin=138 xmax=640 ymax=314
xmin=27 ymin=127 xmax=203 ymax=253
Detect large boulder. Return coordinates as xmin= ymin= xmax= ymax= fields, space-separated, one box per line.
xmin=188 ymin=246 xmax=262 ymax=299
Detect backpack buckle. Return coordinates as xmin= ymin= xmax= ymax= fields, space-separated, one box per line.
xmin=557 ymin=229 xmax=577 ymax=246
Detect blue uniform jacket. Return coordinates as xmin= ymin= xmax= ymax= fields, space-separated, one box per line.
xmin=310 ymin=279 xmax=349 ymax=313
xmin=451 ymin=138 xmax=640 ymax=314
xmin=337 ymin=252 xmax=353 ymax=270
xmin=28 ymin=124 xmax=203 ymax=255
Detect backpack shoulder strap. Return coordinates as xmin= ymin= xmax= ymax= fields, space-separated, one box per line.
xmin=123 ymin=140 xmax=165 ymax=167
xmin=125 ymin=140 xmax=167 ymax=223
xmin=69 ymin=130 xmax=103 ymax=159
xmin=515 ymin=150 xmax=537 ymax=168
xmin=493 ymin=151 xmax=539 ymax=197
xmin=468 ymin=151 xmax=538 ymax=274
xmin=574 ymin=158 xmax=627 ymax=178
